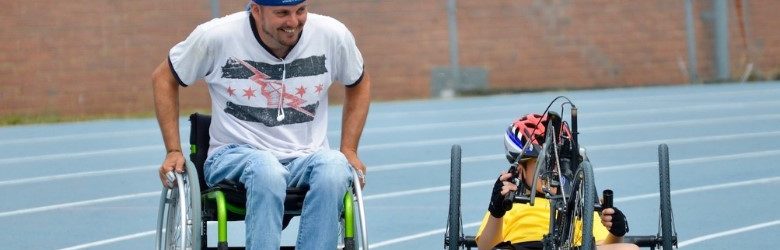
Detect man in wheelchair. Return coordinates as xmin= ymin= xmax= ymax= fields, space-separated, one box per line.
xmin=151 ymin=0 xmax=371 ymax=248
xmin=475 ymin=113 xmax=638 ymax=250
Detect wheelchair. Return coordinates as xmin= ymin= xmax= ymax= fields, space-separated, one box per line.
xmin=444 ymin=97 xmax=678 ymax=250
xmin=155 ymin=113 xmax=368 ymax=250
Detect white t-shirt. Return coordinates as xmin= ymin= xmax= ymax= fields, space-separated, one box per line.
xmin=169 ymin=11 xmax=364 ymax=161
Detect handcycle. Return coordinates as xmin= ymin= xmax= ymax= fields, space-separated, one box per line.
xmin=155 ymin=113 xmax=369 ymax=250
xmin=444 ymin=97 xmax=678 ymax=250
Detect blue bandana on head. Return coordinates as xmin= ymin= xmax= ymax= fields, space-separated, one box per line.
xmin=252 ymin=0 xmax=306 ymax=6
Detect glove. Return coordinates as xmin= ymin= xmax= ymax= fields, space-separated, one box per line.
xmin=607 ymin=207 xmax=629 ymax=237
xmin=488 ymin=176 xmax=509 ymax=218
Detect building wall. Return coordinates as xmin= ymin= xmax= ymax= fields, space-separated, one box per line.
xmin=1 ymin=0 xmax=778 ymax=117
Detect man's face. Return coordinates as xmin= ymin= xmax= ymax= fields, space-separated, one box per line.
xmin=254 ymin=3 xmax=308 ymax=48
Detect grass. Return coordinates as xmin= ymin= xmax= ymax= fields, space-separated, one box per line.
xmin=0 ymin=109 xmax=209 ymax=126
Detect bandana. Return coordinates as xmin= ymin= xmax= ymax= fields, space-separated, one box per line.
xmin=252 ymin=0 xmax=306 ymax=6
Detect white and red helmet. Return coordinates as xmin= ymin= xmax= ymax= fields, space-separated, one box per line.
xmin=504 ymin=113 xmax=548 ymax=163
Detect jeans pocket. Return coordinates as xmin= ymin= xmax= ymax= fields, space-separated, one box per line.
xmin=204 ymin=144 xmax=239 ymax=186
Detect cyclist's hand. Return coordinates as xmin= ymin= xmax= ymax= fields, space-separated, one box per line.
xmin=601 ymin=207 xmax=629 ymax=237
xmin=159 ymin=150 xmax=185 ymax=188
xmin=488 ymin=171 xmax=517 ymax=218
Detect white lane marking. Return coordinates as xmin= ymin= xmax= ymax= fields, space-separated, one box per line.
xmin=4 ymin=100 xmax=780 ymax=165
xmin=0 ymin=192 xmax=158 ymax=218
xmin=7 ymin=88 xmax=777 ymax=145
xmin=0 ymin=165 xmax=156 ymax=187
xmin=49 ymin=175 xmax=780 ymax=249
xmin=366 ymin=89 xmax=780 ymax=119
xmin=4 ymin=147 xmax=780 ymax=220
xmin=371 ymin=154 xmax=502 ymax=172
xmin=0 ymin=145 xmax=162 ymax=165
xmin=58 ymin=231 xmax=156 ymax=250
xmin=369 ymin=222 xmax=482 ymax=249
xmin=5 ymin=129 xmax=778 ymax=185
xmin=364 ymin=180 xmax=494 ymax=201
xmin=372 ymin=143 xmax=780 ymax=173
xmin=595 ymin=149 xmax=780 ymax=172
xmin=0 ymin=129 xmax=160 ymax=146
xmin=677 ymin=220 xmax=780 ymax=248
xmin=360 ymin=135 xmax=496 ymax=151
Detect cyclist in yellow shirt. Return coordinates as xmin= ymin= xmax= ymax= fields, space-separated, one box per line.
xmin=475 ymin=113 xmax=638 ymax=250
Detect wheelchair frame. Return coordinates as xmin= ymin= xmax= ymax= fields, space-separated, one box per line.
xmin=155 ymin=113 xmax=368 ymax=250
xmin=444 ymin=97 xmax=678 ymax=250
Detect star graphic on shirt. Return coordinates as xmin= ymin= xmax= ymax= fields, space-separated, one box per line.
xmin=315 ymin=84 xmax=324 ymax=94
xmin=296 ymin=85 xmax=306 ymax=98
xmin=243 ymin=87 xmax=255 ymax=99
xmin=227 ymin=86 xmax=236 ymax=96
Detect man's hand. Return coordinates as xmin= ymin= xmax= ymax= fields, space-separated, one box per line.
xmin=488 ymin=171 xmax=517 ymax=218
xmin=343 ymin=150 xmax=366 ymax=188
xmin=158 ymin=150 xmax=186 ymax=188
xmin=600 ymin=207 xmax=629 ymax=237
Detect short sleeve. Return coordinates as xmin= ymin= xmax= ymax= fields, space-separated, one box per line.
xmin=168 ymin=24 xmax=215 ymax=86
xmin=333 ymin=27 xmax=364 ymax=86
xmin=592 ymin=211 xmax=610 ymax=242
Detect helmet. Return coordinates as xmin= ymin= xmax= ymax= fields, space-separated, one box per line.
xmin=504 ymin=113 xmax=548 ymax=163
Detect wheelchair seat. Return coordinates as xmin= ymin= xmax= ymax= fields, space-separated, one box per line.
xmin=190 ymin=113 xmax=306 ymax=228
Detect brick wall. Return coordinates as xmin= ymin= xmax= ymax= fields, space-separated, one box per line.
xmin=1 ymin=0 xmax=778 ymax=118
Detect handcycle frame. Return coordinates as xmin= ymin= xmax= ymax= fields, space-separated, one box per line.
xmin=444 ymin=96 xmax=678 ymax=250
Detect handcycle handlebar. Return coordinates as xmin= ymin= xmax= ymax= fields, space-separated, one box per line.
xmin=502 ymin=188 xmax=532 ymax=211
xmin=602 ymin=189 xmax=613 ymax=209
xmin=622 ymin=235 xmax=665 ymax=247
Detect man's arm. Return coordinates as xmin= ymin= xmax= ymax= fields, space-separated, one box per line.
xmin=340 ymin=72 xmax=371 ymax=187
xmin=152 ymin=58 xmax=186 ymax=187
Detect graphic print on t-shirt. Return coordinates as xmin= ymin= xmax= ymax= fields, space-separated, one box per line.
xmin=220 ymin=56 xmax=328 ymax=127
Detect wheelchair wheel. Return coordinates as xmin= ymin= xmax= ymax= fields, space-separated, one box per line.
xmin=658 ymin=144 xmax=675 ymax=249
xmin=348 ymin=168 xmax=370 ymax=250
xmin=566 ymin=159 xmax=595 ymax=250
xmin=445 ymin=144 xmax=462 ymax=249
xmin=156 ymin=162 xmax=202 ymax=250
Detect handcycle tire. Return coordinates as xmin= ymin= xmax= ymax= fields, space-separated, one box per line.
xmin=157 ymin=162 xmax=202 ymax=250
xmin=658 ymin=144 xmax=674 ymax=250
xmin=446 ymin=144 xmax=462 ymax=249
xmin=570 ymin=160 xmax=595 ymax=250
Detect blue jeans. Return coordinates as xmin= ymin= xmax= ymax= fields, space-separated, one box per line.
xmin=204 ymin=144 xmax=352 ymax=250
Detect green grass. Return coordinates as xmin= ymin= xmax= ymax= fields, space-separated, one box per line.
xmin=0 ymin=109 xmax=209 ymax=126
xmin=0 ymin=113 xmax=151 ymax=126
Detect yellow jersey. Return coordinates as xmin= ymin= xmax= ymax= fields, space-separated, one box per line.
xmin=475 ymin=197 xmax=609 ymax=245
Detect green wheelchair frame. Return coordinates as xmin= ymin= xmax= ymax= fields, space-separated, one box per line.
xmin=155 ymin=113 xmax=368 ymax=250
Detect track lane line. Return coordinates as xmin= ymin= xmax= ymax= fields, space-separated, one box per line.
xmin=3 ymin=148 xmax=779 ymax=218
xmin=49 ymin=176 xmax=780 ymax=249
xmin=677 ymin=220 xmax=780 ymax=248
xmin=6 ymin=88 xmax=777 ymax=145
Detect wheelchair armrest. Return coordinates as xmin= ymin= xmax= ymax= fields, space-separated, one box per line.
xmin=622 ymin=235 xmax=660 ymax=247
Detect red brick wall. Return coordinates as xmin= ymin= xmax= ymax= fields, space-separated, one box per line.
xmin=1 ymin=0 xmax=778 ymax=117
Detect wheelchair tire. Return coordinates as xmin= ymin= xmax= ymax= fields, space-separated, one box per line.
xmin=658 ymin=144 xmax=674 ymax=250
xmin=446 ymin=144 xmax=462 ymax=249
xmin=156 ymin=162 xmax=202 ymax=250
xmin=567 ymin=159 xmax=595 ymax=250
